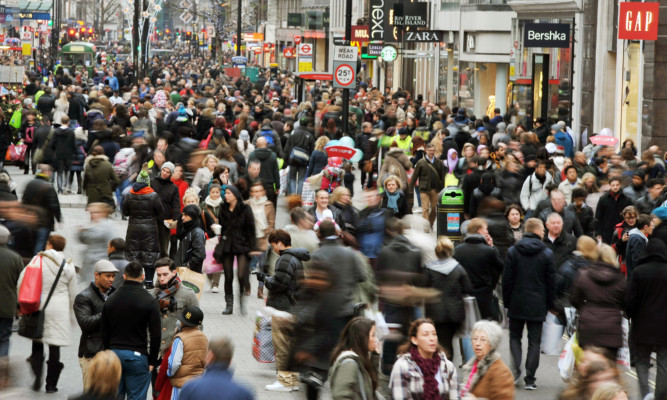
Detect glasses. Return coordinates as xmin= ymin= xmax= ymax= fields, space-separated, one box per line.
xmin=471 ymin=337 xmax=488 ymax=343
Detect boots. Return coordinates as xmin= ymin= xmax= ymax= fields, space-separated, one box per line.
xmin=45 ymin=361 xmax=64 ymax=393
xmin=27 ymin=355 xmax=44 ymax=391
xmin=222 ymin=295 xmax=233 ymax=315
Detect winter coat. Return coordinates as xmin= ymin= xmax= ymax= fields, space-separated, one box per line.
xmin=595 ymin=190 xmax=633 ymax=244
xmin=503 ymin=234 xmax=556 ymax=321
xmin=265 ymin=248 xmax=309 ymax=311
xmin=214 ymin=195 xmax=256 ymax=257
xmin=543 ymin=232 xmax=577 ymax=269
xmin=284 ymin=127 xmax=315 ymax=167
xmin=555 ymin=253 xmax=592 ymax=309
xmin=306 ymin=150 xmax=329 ymax=178
xmin=520 ymin=171 xmax=554 ymax=211
xmin=122 ymin=187 xmax=163 ymax=267
xmin=485 ymin=212 xmax=515 ymax=261
xmin=331 ymin=201 xmax=359 ymax=233
xmin=571 ymin=261 xmax=626 ymax=348
xmin=83 ymin=155 xmax=120 ymax=205
xmin=568 ymin=203 xmax=595 ymax=237
xmin=151 ymin=176 xmax=181 ymax=222
xmin=462 ymin=351 xmax=514 ymax=400
xmin=248 ymin=147 xmax=280 ymax=192
xmin=174 ymin=224 xmax=206 ymax=273
xmin=78 ymin=220 xmax=118 ymax=283
xmin=32 ymin=125 xmax=55 ymax=164
xmin=17 ymin=250 xmax=77 ymax=347
xmin=71 ymin=135 xmax=87 ymax=172
xmin=178 ymin=364 xmax=253 ymax=400
xmin=626 ymin=228 xmax=649 ymax=276
xmin=454 ymin=234 xmax=504 ymax=320
xmin=410 ymin=156 xmax=445 ymax=192
xmin=424 ymin=258 xmax=473 ymax=324
xmin=50 ymin=126 xmax=77 ymax=161
xmin=308 ymin=205 xmax=346 ymax=230
xmin=381 ymin=190 xmax=410 ymax=219
xmin=389 ymin=350 xmax=459 ymax=400
xmin=152 ymin=281 xmax=198 ymax=356
xmin=470 ymin=186 xmax=502 ymax=219
xmin=0 ymin=244 xmax=24 ymax=319
xmin=22 ymin=174 xmax=61 ymax=230
xmin=554 ymin=130 xmax=574 ymax=158
xmin=497 ymin=169 xmax=524 ymax=207
xmin=378 ymin=148 xmax=413 ymax=190
xmin=73 ymin=282 xmax=117 ymax=358
xmin=328 ymin=350 xmax=375 ymax=400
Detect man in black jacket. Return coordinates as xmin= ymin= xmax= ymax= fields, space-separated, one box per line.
xmin=596 ymin=177 xmax=633 ymax=244
xmin=248 ymin=137 xmax=280 ymax=208
xmin=22 ymin=164 xmax=61 ymax=253
xmin=36 ymin=87 xmax=55 ymax=119
xmin=567 ymin=188 xmax=595 ymax=237
xmin=283 ymin=117 xmax=314 ymax=195
xmin=543 ymin=212 xmax=577 ymax=270
xmin=503 ymin=218 xmax=556 ymax=390
xmin=50 ymin=115 xmax=77 ymax=194
xmin=102 ymin=261 xmax=161 ymax=400
xmin=73 ymin=260 xmax=118 ymax=383
xmin=150 ymin=161 xmax=181 ymax=257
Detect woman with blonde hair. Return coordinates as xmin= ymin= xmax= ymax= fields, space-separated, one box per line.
xmin=191 ymin=154 xmax=219 ymax=194
xmin=380 ymin=175 xmax=410 ymax=219
xmin=70 ymin=350 xmax=122 ymax=400
xmin=306 ymin=136 xmax=330 ymax=178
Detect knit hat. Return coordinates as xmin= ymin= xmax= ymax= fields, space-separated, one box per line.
xmin=182 ymin=204 xmax=200 ymax=220
xmin=239 ymin=130 xmax=250 ymax=141
xmin=633 ymin=169 xmax=646 ymax=179
xmin=652 ymin=206 xmax=667 ymax=221
xmin=136 ymin=170 xmax=151 ymax=185
xmin=176 ymin=105 xmax=188 ymax=122
xmin=162 ymin=161 xmax=175 ymax=175
xmin=226 ymin=185 xmax=242 ymax=202
xmin=0 ymin=225 xmax=9 ymax=244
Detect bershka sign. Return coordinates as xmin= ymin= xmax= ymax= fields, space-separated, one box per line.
xmin=351 ymin=25 xmax=369 ymax=42
xmin=370 ymin=0 xmax=385 ymax=41
xmin=618 ymin=2 xmax=659 ymax=41
xmin=405 ymin=30 xmax=444 ymax=43
xmin=524 ymin=23 xmax=570 ymax=48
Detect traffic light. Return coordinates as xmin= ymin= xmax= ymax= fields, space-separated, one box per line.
xmin=88 ymin=27 xmax=93 ymax=35
xmin=68 ymin=28 xmax=76 ymax=38
xmin=166 ymin=28 xmax=170 ymax=34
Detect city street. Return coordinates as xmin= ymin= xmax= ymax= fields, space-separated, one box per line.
xmin=3 ymin=164 xmax=649 ymax=399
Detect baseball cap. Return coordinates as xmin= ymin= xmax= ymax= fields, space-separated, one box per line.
xmin=178 ymin=306 xmax=204 ymax=327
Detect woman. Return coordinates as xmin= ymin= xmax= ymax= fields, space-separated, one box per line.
xmin=331 ymin=186 xmax=359 ymax=233
xmin=329 ymin=318 xmax=378 ymax=400
xmin=174 ymin=204 xmax=206 ymax=273
xmin=245 ymin=181 xmax=275 ymax=297
xmin=78 ymin=203 xmax=117 ymax=284
xmin=641 ymin=149 xmax=665 ymax=179
xmin=169 ymin=164 xmax=189 ymax=259
xmin=411 ymin=136 xmax=426 ymax=209
xmin=424 ymin=237 xmax=472 ymax=359
xmin=18 ymin=234 xmax=77 ymax=393
xmin=461 ymin=321 xmax=514 ymax=400
xmin=378 ymin=145 xmax=413 ymax=193
xmin=83 ymin=146 xmax=120 ymax=207
xmin=380 ymin=175 xmax=410 ymax=219
xmin=390 ymin=319 xmax=459 ymax=400
xmin=570 ymin=244 xmax=626 ymax=361
xmin=306 ymin=136 xmax=330 ymax=178
xmin=559 ymin=349 xmax=624 ymax=400
xmin=505 ymin=204 xmax=524 ymax=242
xmin=620 ymin=148 xmax=638 ymax=170
xmin=108 ymin=104 xmax=131 ymax=131
xmin=610 ymin=205 xmax=638 ymax=273
xmin=214 ymin=185 xmax=256 ymax=316
xmin=216 ymin=146 xmax=239 ymax=184
xmin=457 ymin=143 xmax=476 ymax=174
xmin=191 ymin=154 xmax=218 ymax=194
xmin=236 ymin=130 xmax=255 ymax=161
xmin=582 ymin=172 xmax=602 ymax=213
xmin=68 ymin=350 xmax=122 ymax=400
xmin=53 ymin=91 xmax=69 ymax=126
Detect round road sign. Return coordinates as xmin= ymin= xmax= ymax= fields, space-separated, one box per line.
xmin=334 ymin=64 xmax=354 ymax=87
xmin=294 ymin=36 xmax=301 ymax=44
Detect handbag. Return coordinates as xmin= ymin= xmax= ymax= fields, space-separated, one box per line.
xmin=289 ymin=146 xmax=310 ymax=166
xmin=18 ymin=256 xmax=44 ymax=315
xmin=34 ymin=127 xmax=55 ymax=164
xmin=199 ymin=128 xmax=214 ymax=149
xmin=18 ymin=259 xmax=66 ymax=340
xmin=363 ymin=160 xmax=373 ymax=173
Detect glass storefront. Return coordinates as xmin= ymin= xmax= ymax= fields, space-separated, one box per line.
xmin=621 ymin=42 xmax=641 ymax=147
xmin=438 ymin=42 xmax=459 ymax=107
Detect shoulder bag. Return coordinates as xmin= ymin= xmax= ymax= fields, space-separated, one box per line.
xmin=18 ymin=259 xmax=66 ymax=340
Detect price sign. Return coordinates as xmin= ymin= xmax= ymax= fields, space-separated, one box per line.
xmin=333 ymin=61 xmax=355 ymax=89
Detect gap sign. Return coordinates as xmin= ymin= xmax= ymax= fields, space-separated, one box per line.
xmin=523 ymin=23 xmax=570 ymax=48
xmin=618 ymin=2 xmax=659 ymax=41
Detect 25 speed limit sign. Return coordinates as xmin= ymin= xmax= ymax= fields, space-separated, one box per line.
xmin=333 ymin=61 xmax=356 ymax=89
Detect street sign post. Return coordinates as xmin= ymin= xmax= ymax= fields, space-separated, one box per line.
xmin=333 ymin=46 xmax=357 ymax=89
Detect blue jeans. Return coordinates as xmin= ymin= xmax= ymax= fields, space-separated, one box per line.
xmin=112 ymin=349 xmax=151 ymax=400
xmin=288 ymin=165 xmax=307 ymax=195
xmin=116 ymin=178 xmax=131 ymax=210
xmin=0 ymin=317 xmax=12 ymax=358
xmin=34 ymin=227 xmax=50 ymax=254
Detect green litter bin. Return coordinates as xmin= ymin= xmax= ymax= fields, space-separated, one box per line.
xmin=437 ymin=186 xmax=464 ymax=242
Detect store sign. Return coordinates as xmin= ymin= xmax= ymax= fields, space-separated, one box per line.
xmin=367 ymin=44 xmax=382 ymax=56
xmin=393 ymin=2 xmax=428 ymax=27
xmin=523 ymin=23 xmax=570 ymax=48
xmin=14 ymin=12 xmax=50 ymax=20
xmin=242 ymin=33 xmax=264 ymax=41
xmin=405 ymin=30 xmax=444 ymax=43
xmin=287 ymin=13 xmax=302 ymax=27
xmin=618 ymin=2 xmax=659 ymax=41
xmin=283 ymin=47 xmax=296 ymax=58
xmin=381 ymin=45 xmax=397 ymax=62
xmin=351 ymin=25 xmax=369 ymax=42
xmin=370 ymin=0 xmax=385 ymax=41
xmin=590 ymin=135 xmax=619 ymax=146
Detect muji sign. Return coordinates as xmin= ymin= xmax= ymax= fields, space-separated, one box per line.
xmin=619 ymin=2 xmax=659 ymax=41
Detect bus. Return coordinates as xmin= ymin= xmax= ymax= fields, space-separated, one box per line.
xmin=59 ymin=41 xmax=97 ymax=75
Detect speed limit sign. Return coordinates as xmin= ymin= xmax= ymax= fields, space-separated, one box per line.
xmin=334 ymin=63 xmax=355 ymax=88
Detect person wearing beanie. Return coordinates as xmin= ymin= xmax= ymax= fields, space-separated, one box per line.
xmin=174 ymin=204 xmax=206 ymax=273
xmin=0 ymin=224 xmax=25 ymax=359
xmin=151 ymin=162 xmax=181 ymax=259
xmin=123 ymin=168 xmax=164 ymax=288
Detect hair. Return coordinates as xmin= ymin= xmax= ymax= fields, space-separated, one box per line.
xmin=591 ymin=382 xmax=627 ymax=400
xmin=504 ymin=204 xmax=523 ymax=220
xmin=609 ymin=176 xmax=622 ymax=185
xmin=183 ymin=191 xmax=199 ymax=205
xmin=91 ymin=145 xmax=105 ymax=156
xmin=315 ymin=136 xmax=330 ymax=151
xmin=87 ymin=202 xmax=113 ymax=216
xmin=425 ymin=143 xmax=436 ymax=150
xmin=83 ymin=350 xmax=122 ymax=397
xmin=647 ymin=178 xmax=664 ymax=189
xmin=290 ymin=206 xmax=309 ymax=225
xmin=598 ymin=244 xmax=619 ymax=267
xmin=581 ymin=172 xmax=599 ymax=193
xmin=571 ymin=187 xmax=588 ymax=200
xmin=471 ymin=320 xmax=503 ymax=351
xmin=47 ymin=234 xmax=66 ymax=251
xmin=202 ymin=154 xmax=219 ymax=168
xmin=154 ymin=257 xmax=176 ymax=271
xmin=577 ymin=236 xmax=599 ymax=261
xmin=397 ymin=318 xmax=445 ymax=354
xmin=564 ymin=165 xmax=577 ymax=176
xmin=268 ymin=229 xmax=291 ymax=247
xmin=208 ymin=336 xmax=234 ymax=364
xmin=383 ymin=174 xmax=403 ymax=191
xmin=330 ymin=317 xmax=378 ymax=391
xmin=435 ymin=236 xmax=455 ymax=259
xmin=546 ymin=212 xmax=563 ymax=224
xmin=467 ymin=218 xmax=487 ymax=234
xmin=636 ymin=214 xmax=653 ymax=230
xmin=621 ymin=205 xmax=638 ymax=219
xmin=124 ymin=261 xmax=144 ymax=279
xmin=524 ymin=218 xmax=544 ymax=235
xmin=318 ymin=220 xmax=337 ymax=237
xmin=109 ymin=238 xmax=126 ymax=251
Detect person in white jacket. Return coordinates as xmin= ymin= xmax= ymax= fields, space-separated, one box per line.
xmin=17 ymin=234 xmax=78 ymax=393
xmin=520 ymin=160 xmax=553 ymax=217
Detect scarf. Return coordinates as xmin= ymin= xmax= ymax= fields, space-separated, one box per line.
xmin=178 ymin=218 xmax=200 ymax=239
xmin=248 ymin=196 xmax=268 ymax=238
xmin=156 ymin=275 xmax=181 ymax=311
xmin=130 ymin=183 xmax=153 ymax=194
xmin=409 ymin=346 xmax=441 ymax=400
xmin=461 ymin=349 xmax=501 ymax=396
xmin=386 ymin=190 xmax=400 ymax=214
xmin=205 ymin=195 xmax=223 ymax=208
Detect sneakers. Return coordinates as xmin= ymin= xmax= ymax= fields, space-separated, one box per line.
xmin=211 ymin=286 xmax=219 ymax=293
xmin=265 ymin=381 xmax=292 ymax=392
xmin=524 ymin=383 xmax=538 ymax=390
xmin=292 ymin=385 xmax=299 ymax=391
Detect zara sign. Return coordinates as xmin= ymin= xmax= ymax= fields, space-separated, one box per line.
xmin=523 ymin=23 xmax=570 ymax=48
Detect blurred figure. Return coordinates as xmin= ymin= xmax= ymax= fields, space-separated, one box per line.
xmin=555 ymin=237 xmax=598 ymax=315
xmin=481 ymin=197 xmax=515 ymax=261
xmin=610 ymin=206 xmax=638 ymax=274
xmin=68 ymin=350 xmax=122 ymax=400
xmin=625 ymin=214 xmax=654 ymax=277
xmin=246 ymin=181 xmax=275 ymax=296
xmin=107 ymin=238 xmax=130 ymax=290
xmin=174 ymin=205 xmax=206 ymax=273
xmin=559 ymin=348 xmax=624 ymax=400
xmin=591 ymin=382 xmax=628 ymax=400
xmin=568 ymin=188 xmax=596 ymax=238
xmin=0 ymin=225 xmax=24 ymax=359
xmin=461 ymin=321 xmax=514 ymax=400
xmin=356 ymin=189 xmax=392 ymax=268
xmin=22 ymin=164 xmax=61 ymax=254
xmin=78 ymin=203 xmax=117 ymax=284
xmin=328 ymin=318 xmax=378 ymax=400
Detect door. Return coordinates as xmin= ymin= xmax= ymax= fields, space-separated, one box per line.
xmin=531 ymin=53 xmax=550 ymax=128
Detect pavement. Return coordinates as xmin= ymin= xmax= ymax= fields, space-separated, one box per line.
xmin=1 ymin=163 xmax=653 ymax=399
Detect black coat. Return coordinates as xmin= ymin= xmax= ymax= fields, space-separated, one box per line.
xmin=175 ymin=223 xmax=206 ymax=273
xmin=265 ymin=248 xmax=309 ymax=311
xmin=543 ymin=232 xmax=577 ymax=269
xmin=380 ymin=190 xmax=410 ymax=219
xmin=568 ymin=204 xmax=595 ymax=237
xmin=306 ymin=150 xmax=328 ymax=177
xmin=485 ymin=212 xmax=515 ymax=261
xmin=284 ymin=127 xmax=314 ymax=167
xmin=215 ymin=201 xmax=256 ymax=257
xmin=424 ymin=259 xmax=472 ymax=324
xmin=23 ymin=175 xmax=61 ymax=230
xmin=32 ymin=125 xmax=55 ymax=164
xmin=595 ymin=191 xmax=633 ymax=244
xmin=122 ymin=188 xmax=163 ymax=267
xmin=625 ymin=239 xmax=667 ymax=346
xmin=150 ymin=176 xmax=181 ymax=222
xmin=50 ymin=126 xmax=77 ymax=161
xmin=503 ymin=234 xmax=556 ymax=321
xmin=73 ymin=283 xmax=117 ymax=358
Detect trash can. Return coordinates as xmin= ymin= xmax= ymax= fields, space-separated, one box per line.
xmin=437 ymin=186 xmax=464 ymax=242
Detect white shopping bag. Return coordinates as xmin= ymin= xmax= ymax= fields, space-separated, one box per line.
xmin=541 ymin=312 xmax=565 ymax=355
xmin=616 ymin=318 xmax=630 ymax=371
xmin=558 ymin=334 xmax=577 ymax=382
xmin=301 ymin=181 xmax=315 ymax=207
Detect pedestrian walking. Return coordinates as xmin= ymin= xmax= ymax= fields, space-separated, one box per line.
xmin=174 ymin=205 xmax=206 ymax=273
xmin=83 ymin=146 xmax=120 ymax=207
xmin=151 ymin=161 xmax=181 ymax=258
xmin=68 ymin=350 xmax=122 ymax=400
xmin=409 ymin=143 xmax=445 ymax=227
xmin=328 ymin=318 xmax=378 ymax=400
xmin=0 ymin=225 xmax=24 ymax=359
xmin=78 ymin=203 xmax=117 ymax=284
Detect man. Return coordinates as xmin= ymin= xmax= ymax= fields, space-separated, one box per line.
xmin=636 ymin=178 xmax=664 ymax=215
xmin=257 ymin=230 xmax=309 ymax=392
xmin=283 ymin=117 xmax=314 ymax=195
xmin=538 ymin=190 xmax=583 ymax=237
xmin=51 ymin=115 xmax=78 ymax=194
xmin=543 ymin=213 xmax=577 ymax=270
xmin=101 ymin=261 xmax=161 ymax=400
xmin=557 ymin=165 xmax=582 ymax=204
xmin=22 ymin=164 xmax=61 ymax=253
xmin=596 ymin=177 xmax=633 ymax=244
xmin=409 ymin=143 xmax=445 ymax=226
xmin=73 ymin=260 xmax=118 ymax=383
xmin=151 ymin=161 xmax=181 ymax=257
xmin=153 ymin=257 xmax=198 ymax=357
xmin=36 ymin=87 xmax=55 ymax=119
xmin=625 ymin=214 xmax=654 ymax=277
xmin=308 ymin=190 xmax=346 ymax=229
xmin=454 ymin=218 xmax=504 ymax=321
xmin=179 ymin=336 xmax=254 ymax=400
xmin=567 ymin=188 xmax=595 ymax=238
xmin=503 ymin=218 xmax=556 ymax=390
xmin=238 ymin=160 xmax=262 ymax=201
xmin=108 ymin=238 xmax=130 ymax=289
xmin=0 ymin=225 xmax=24 ymax=359
xmin=355 ymin=122 xmax=374 ymax=189
xmin=573 ymin=151 xmax=596 ymax=177
xmin=460 ymin=156 xmax=483 ymax=218
xmin=392 ymin=127 xmax=413 ymax=155
xmin=248 ymin=137 xmax=280 ymax=208
xmin=625 ymin=238 xmax=667 ymax=400
xmin=623 ymin=170 xmax=647 ymax=202
xmin=520 ymin=160 xmax=554 ymax=218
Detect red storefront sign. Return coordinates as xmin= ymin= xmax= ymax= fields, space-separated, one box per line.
xmin=283 ymin=47 xmax=296 ymax=58
xmin=351 ymin=25 xmax=369 ymax=43
xmin=619 ymin=2 xmax=659 ymax=40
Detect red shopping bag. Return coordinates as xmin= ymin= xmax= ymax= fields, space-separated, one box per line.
xmin=18 ymin=256 xmax=43 ymax=315
xmin=199 ymin=128 xmax=214 ymax=149
xmin=8 ymin=142 xmax=27 ymax=162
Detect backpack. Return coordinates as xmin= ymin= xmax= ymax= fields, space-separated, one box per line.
xmin=113 ymin=148 xmax=135 ymax=179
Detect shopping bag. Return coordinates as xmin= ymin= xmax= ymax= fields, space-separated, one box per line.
xmin=616 ymin=318 xmax=630 ymax=371
xmin=8 ymin=142 xmax=27 ymax=162
xmin=558 ymin=333 xmax=580 ymax=382
xmin=462 ymin=296 xmax=481 ymax=336
xmin=252 ymin=311 xmax=275 ymax=363
xmin=564 ymin=307 xmax=577 ymax=337
xmin=202 ymin=238 xmax=223 ymax=274
xmin=177 ymin=267 xmax=206 ymax=300
xmin=18 ymin=256 xmax=42 ymax=315
xmin=279 ymin=167 xmax=289 ymax=195
xmin=541 ymin=312 xmax=565 ymax=355
xmin=301 ymin=180 xmax=315 ymax=208
xmin=4 ymin=148 xmax=10 ymax=162
xmin=9 ymin=109 xmax=21 ymax=129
